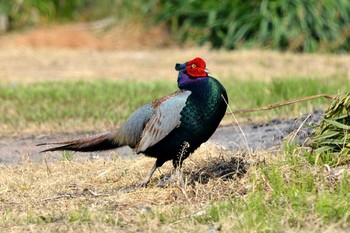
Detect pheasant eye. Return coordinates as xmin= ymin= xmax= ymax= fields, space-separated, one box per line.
xmin=191 ymin=64 xmax=196 ymax=68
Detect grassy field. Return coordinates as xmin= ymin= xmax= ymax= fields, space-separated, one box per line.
xmin=1 ymin=49 xmax=349 ymax=232
xmin=1 ymin=76 xmax=348 ymax=135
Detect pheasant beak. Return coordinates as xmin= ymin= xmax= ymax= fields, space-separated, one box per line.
xmin=205 ymin=68 xmax=211 ymax=75
xmin=175 ymin=63 xmax=186 ymax=71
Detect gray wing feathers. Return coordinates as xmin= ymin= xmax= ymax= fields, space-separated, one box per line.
xmin=115 ymin=104 xmax=154 ymax=147
xmin=136 ymin=91 xmax=191 ymax=152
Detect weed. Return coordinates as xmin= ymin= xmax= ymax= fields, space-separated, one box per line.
xmin=61 ymin=151 xmax=75 ymax=161
xmin=310 ymin=93 xmax=350 ymax=166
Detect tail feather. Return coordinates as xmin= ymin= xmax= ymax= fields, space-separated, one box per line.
xmin=37 ymin=132 xmax=120 ymax=152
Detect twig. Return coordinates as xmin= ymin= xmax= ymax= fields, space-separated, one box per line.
xmin=84 ymin=188 xmax=110 ymax=197
xmin=42 ymin=193 xmax=75 ymax=202
xmin=44 ymin=157 xmax=52 ymax=176
xmin=227 ymin=94 xmax=335 ymax=115
xmin=222 ymin=94 xmax=250 ymax=152
xmin=288 ymin=114 xmax=311 ymax=144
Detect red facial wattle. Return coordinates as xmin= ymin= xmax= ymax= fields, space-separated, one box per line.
xmin=185 ymin=57 xmax=208 ymax=77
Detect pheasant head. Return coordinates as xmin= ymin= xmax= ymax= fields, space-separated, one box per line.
xmin=175 ymin=57 xmax=209 ymax=77
xmin=175 ymin=57 xmax=210 ymax=88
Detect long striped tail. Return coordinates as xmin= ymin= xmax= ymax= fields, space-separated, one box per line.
xmin=37 ymin=132 xmax=120 ymax=152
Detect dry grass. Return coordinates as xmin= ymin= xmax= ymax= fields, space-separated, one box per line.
xmin=1 ymin=142 xmax=349 ymax=232
xmin=0 ymin=48 xmax=349 ymax=84
xmin=0 ymin=23 xmax=349 ymax=84
xmin=0 ymin=144 xmax=247 ymax=231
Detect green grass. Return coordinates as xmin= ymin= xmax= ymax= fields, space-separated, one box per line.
xmin=156 ymin=0 xmax=350 ymax=52
xmin=142 ymin=154 xmax=349 ymax=232
xmin=1 ymin=76 xmax=348 ymax=135
xmin=0 ymin=0 xmax=149 ymax=28
xmin=3 ymin=1 xmax=349 ymax=52
xmin=0 ymin=80 xmax=175 ymax=134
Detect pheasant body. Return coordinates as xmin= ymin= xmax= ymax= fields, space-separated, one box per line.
xmin=39 ymin=57 xmax=228 ymax=186
xmin=144 ymin=77 xmax=227 ymax=167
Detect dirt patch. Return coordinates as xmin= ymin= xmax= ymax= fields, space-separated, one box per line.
xmin=0 ymin=111 xmax=322 ymax=165
xmin=0 ymin=23 xmax=173 ymax=50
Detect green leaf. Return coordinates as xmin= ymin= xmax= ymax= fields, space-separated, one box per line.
xmin=332 ymin=113 xmax=350 ymax=121
xmin=312 ymin=131 xmax=340 ymax=141
xmin=324 ymin=119 xmax=350 ymax=130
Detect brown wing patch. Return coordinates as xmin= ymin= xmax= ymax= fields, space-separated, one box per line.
xmin=151 ymin=90 xmax=182 ymax=109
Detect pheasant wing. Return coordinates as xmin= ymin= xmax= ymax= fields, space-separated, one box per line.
xmin=115 ymin=103 xmax=154 ymax=147
xmin=135 ymin=90 xmax=191 ymax=152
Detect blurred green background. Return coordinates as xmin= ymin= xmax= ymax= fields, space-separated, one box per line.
xmin=1 ymin=0 xmax=349 ymax=52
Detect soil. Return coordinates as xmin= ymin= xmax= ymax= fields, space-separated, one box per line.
xmin=0 ymin=110 xmax=323 ymax=164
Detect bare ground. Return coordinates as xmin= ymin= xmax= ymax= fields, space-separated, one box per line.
xmin=0 ymin=110 xmax=322 ymax=164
